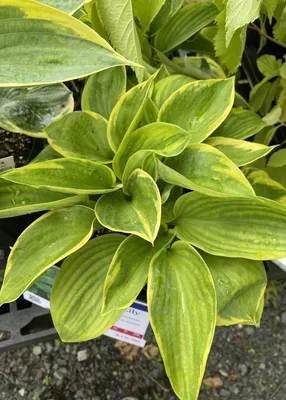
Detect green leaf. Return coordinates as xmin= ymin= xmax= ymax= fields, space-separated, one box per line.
xmin=0 ymin=205 xmax=95 ymax=305
xmin=38 ymin=0 xmax=85 ymax=14
xmin=200 ymin=251 xmax=266 ymax=326
xmin=46 ymin=111 xmax=114 ymax=163
xmin=51 ymin=234 xmax=125 ymax=342
xmin=215 ymin=10 xmax=247 ymax=74
xmin=122 ymin=150 xmax=158 ymax=188
xmin=150 ymin=0 xmax=183 ymax=34
xmin=132 ymin=0 xmax=165 ymax=32
xmin=138 ymin=97 xmax=158 ymax=127
xmin=206 ymin=137 xmax=276 ymax=166
xmin=0 ymin=180 xmax=86 ymax=218
xmin=97 ymin=0 xmax=144 ymax=82
xmin=154 ymin=3 xmax=218 ymax=53
xmin=211 ymin=108 xmax=266 ymax=140
xmin=263 ymin=0 xmax=283 ymax=21
xmin=257 ymin=54 xmax=282 ymax=78
xmin=172 ymin=56 xmax=226 ymax=80
xmin=102 ymin=227 xmax=174 ymax=315
xmin=113 ymin=122 xmax=190 ymax=179
xmin=174 ymin=192 xmax=286 ymax=260
xmin=0 ymin=0 xmax=135 ymax=86
xmin=273 ymin=5 xmax=286 ymax=44
xmin=260 ymin=78 xmax=280 ymax=116
xmin=107 ymin=75 xmax=154 ymax=152
xmin=281 ymin=63 xmax=286 ymax=79
xmin=2 ymin=159 xmax=120 ymax=195
xmin=225 ymin=0 xmax=262 ymax=46
xmin=162 ymin=186 xmax=183 ymax=222
xmin=254 ymin=125 xmax=278 ymax=146
xmin=159 ymin=79 xmax=235 ymax=143
xmin=81 ymin=67 xmax=126 ymax=120
xmin=266 ymin=166 xmax=286 ymax=187
xmin=0 ymin=84 xmax=73 ymax=137
xmin=152 ymin=74 xmax=194 ymax=109
xmin=30 ymin=145 xmax=62 ymax=164
xmin=148 ymin=240 xmax=216 ymax=400
xmin=249 ymin=78 xmax=272 ymax=113
xmin=96 ymin=169 xmax=161 ymax=243
xmin=158 ymin=144 xmax=255 ymax=197
xmin=262 ymin=105 xmax=282 ymax=126
xmin=268 ymin=149 xmax=286 ymax=167
xmin=244 ymin=168 xmax=286 ymax=204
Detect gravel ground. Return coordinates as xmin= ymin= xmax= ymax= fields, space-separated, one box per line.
xmin=0 ymin=129 xmax=33 ymax=167
xmin=0 ymin=282 xmax=286 ymax=400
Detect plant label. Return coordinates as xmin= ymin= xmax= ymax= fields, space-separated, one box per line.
xmin=0 ymin=156 xmax=15 ymax=172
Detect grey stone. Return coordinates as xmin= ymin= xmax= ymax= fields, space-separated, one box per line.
xmin=45 ymin=343 xmax=53 ymax=354
xmin=32 ymin=346 xmax=42 ymax=356
xmin=220 ymin=389 xmax=231 ymax=397
xmin=245 ymin=326 xmax=255 ymax=335
xmin=281 ymin=312 xmax=286 ymax=325
xmin=53 ymin=370 xmax=64 ymax=380
xmin=77 ymin=349 xmax=89 ymax=362
xmin=238 ymin=364 xmax=248 ymax=375
xmin=259 ymin=363 xmax=266 ymax=370
xmin=232 ymin=388 xmax=239 ymax=395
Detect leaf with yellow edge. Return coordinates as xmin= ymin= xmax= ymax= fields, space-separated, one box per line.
xmin=0 ymin=205 xmax=95 ymax=306
xmin=200 ymin=251 xmax=266 ymax=326
xmin=159 ymin=78 xmax=235 ymax=143
xmin=96 ymin=169 xmax=161 ymax=243
xmin=148 ymin=240 xmax=216 ymax=400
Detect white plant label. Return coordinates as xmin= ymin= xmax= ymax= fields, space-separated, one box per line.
xmin=0 ymin=156 xmax=15 ymax=172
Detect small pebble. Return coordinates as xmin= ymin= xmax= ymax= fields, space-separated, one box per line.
xmin=245 ymin=326 xmax=255 ymax=335
xmin=18 ymin=388 xmax=26 ymax=397
xmin=32 ymin=346 xmax=42 ymax=356
xmin=54 ymin=370 xmax=64 ymax=380
xmin=259 ymin=363 xmax=266 ymax=370
xmin=281 ymin=312 xmax=286 ymax=325
xmin=220 ymin=388 xmax=231 ymax=397
xmin=77 ymin=349 xmax=89 ymax=362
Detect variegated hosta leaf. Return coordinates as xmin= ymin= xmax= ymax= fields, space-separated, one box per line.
xmin=0 ymin=0 xmax=136 ymax=86
xmin=162 ymin=186 xmax=183 ymax=223
xmin=81 ymin=67 xmax=126 ymax=120
xmin=96 ymin=169 xmax=161 ymax=243
xmin=206 ymin=137 xmax=277 ymax=167
xmin=102 ymin=227 xmax=175 ymax=315
xmin=2 ymin=159 xmax=120 ymax=195
xmin=172 ymin=56 xmax=226 ymax=80
xmin=159 ymin=79 xmax=234 ymax=143
xmin=113 ymin=122 xmax=190 ymax=179
xmin=0 ymin=206 xmax=95 ymax=305
xmin=244 ymin=168 xmax=286 ymax=205
xmin=154 ymin=2 xmax=218 ymax=53
xmin=158 ymin=144 xmax=255 ymax=197
xmin=97 ymin=0 xmax=144 ymax=82
xmin=38 ymin=0 xmax=85 ymax=14
xmin=174 ymin=192 xmax=286 ymax=260
xmin=0 ymin=179 xmax=87 ymax=218
xmin=265 ymin=166 xmax=286 ymax=188
xmin=200 ymin=251 xmax=266 ymax=326
xmin=148 ymin=241 xmax=216 ymax=400
xmin=211 ymin=108 xmax=266 ymax=140
xmin=268 ymin=148 xmax=286 ymax=167
xmin=138 ymin=98 xmax=159 ymax=127
xmin=51 ymin=234 xmax=125 ymax=342
xmin=122 ymin=150 xmax=158 ymax=188
xmin=46 ymin=111 xmax=114 ymax=163
xmin=0 ymin=84 xmax=73 ymax=137
xmin=107 ymin=74 xmax=155 ymax=152
xmin=152 ymin=74 xmax=194 ymax=109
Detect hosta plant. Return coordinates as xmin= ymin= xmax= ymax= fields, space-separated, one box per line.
xmin=0 ymin=1 xmax=286 ymax=400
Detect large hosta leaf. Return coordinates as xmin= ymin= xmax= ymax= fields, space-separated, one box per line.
xmin=152 ymin=74 xmax=194 ymax=109
xmin=0 ymin=84 xmax=73 ymax=137
xmin=150 ymin=0 xmax=184 ymax=34
xmin=46 ymin=111 xmax=113 ymax=163
xmin=113 ymin=122 xmax=190 ymax=179
xmin=96 ymin=169 xmax=161 ymax=243
xmin=159 ymin=79 xmax=234 ymax=143
xmin=206 ymin=137 xmax=276 ymax=166
xmin=97 ymin=0 xmax=144 ymax=82
xmin=0 ymin=179 xmax=86 ymax=218
xmin=0 ymin=0 xmax=135 ymax=86
xmin=244 ymin=168 xmax=286 ymax=205
xmin=201 ymin=251 xmax=266 ymax=326
xmin=174 ymin=192 xmax=286 ymax=260
xmin=0 ymin=205 xmax=95 ymax=305
xmin=211 ymin=108 xmax=266 ymax=140
xmin=148 ymin=241 xmax=216 ymax=399
xmin=107 ymin=75 xmax=154 ymax=152
xmin=51 ymin=234 xmax=125 ymax=342
xmin=38 ymin=0 xmax=85 ymax=14
xmin=2 ymin=159 xmax=119 ymax=195
xmin=161 ymin=143 xmax=255 ymax=197
xmin=81 ymin=67 xmax=126 ymax=120
xmin=31 ymin=145 xmax=62 ymax=164
xmin=122 ymin=150 xmax=158 ymax=187
xmin=102 ymin=227 xmax=174 ymax=315
xmin=154 ymin=3 xmax=218 ymax=53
